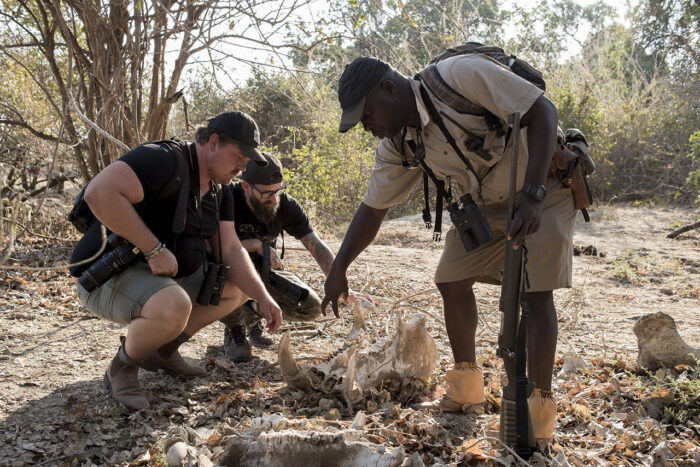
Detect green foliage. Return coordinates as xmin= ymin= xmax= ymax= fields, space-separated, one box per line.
xmin=683 ymin=131 xmax=700 ymax=204
xmin=646 ymin=363 xmax=700 ymax=425
xmin=279 ymin=87 xmax=377 ymax=229
xmin=548 ymin=22 xmax=699 ymax=203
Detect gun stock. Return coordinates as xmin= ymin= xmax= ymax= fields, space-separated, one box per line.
xmin=498 ymin=112 xmax=538 ymax=458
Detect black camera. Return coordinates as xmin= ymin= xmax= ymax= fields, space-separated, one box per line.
xmin=447 ymin=193 xmax=494 ymax=251
xmin=268 ymin=270 xmax=309 ymax=305
xmin=252 ymin=254 xmax=309 ymax=305
xmin=79 ymin=233 xmax=140 ymax=292
xmin=196 ymin=262 xmax=229 ymax=306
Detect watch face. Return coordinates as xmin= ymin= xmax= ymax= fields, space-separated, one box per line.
xmin=524 ymin=184 xmax=546 ymax=200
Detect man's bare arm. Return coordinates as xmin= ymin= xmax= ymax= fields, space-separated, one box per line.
xmin=212 ymin=221 xmax=282 ymax=332
xmin=84 ymin=161 xmax=178 ymax=276
xmin=299 ymin=231 xmax=335 ymax=276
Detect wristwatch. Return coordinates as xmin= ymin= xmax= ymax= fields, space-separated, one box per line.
xmin=522 ymin=184 xmax=547 ymax=201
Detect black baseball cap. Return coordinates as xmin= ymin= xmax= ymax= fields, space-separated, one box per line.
xmin=239 ymin=153 xmax=284 ymax=185
xmin=338 ymin=57 xmax=391 ymax=133
xmin=207 ymin=111 xmax=267 ymax=166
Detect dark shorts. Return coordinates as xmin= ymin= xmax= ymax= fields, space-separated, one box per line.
xmin=76 ymin=262 xmax=204 ymax=324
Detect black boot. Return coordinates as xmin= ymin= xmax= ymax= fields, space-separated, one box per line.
xmin=224 ymin=324 xmax=252 ymax=362
xmin=247 ymin=319 xmax=274 ymax=348
xmin=243 ymin=302 xmax=274 ymax=348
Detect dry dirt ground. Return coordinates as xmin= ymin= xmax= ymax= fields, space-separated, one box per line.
xmin=0 ymin=201 xmax=699 ymax=465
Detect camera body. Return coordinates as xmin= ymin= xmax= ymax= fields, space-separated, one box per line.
xmin=267 ymin=269 xmax=309 ymax=304
xmin=252 ymin=254 xmax=309 ymax=305
xmin=447 ymin=193 xmax=494 ymax=251
xmin=196 ymin=262 xmax=230 ymax=306
xmin=79 ymin=233 xmax=140 ymax=292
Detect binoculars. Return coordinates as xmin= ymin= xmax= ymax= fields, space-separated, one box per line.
xmin=447 ymin=193 xmax=494 ymax=251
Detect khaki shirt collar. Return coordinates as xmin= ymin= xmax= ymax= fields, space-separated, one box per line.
xmin=409 ymin=79 xmax=431 ymax=130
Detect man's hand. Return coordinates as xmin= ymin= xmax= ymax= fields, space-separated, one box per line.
xmin=322 ymin=269 xmax=349 ymax=318
xmin=147 ymin=248 xmax=178 ymax=276
xmin=257 ymin=297 xmax=283 ymax=333
xmin=506 ymin=193 xmax=543 ymax=249
xmin=348 ymin=289 xmax=375 ymax=308
xmin=269 ymin=246 xmax=283 ymax=270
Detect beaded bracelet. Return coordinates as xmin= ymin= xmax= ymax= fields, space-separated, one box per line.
xmin=143 ymin=242 xmax=165 ymax=260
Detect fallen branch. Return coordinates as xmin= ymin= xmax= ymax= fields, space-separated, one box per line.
xmin=667 ymin=219 xmax=700 ymax=239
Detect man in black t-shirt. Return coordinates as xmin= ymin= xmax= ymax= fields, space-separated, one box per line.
xmin=218 ymin=153 xmax=373 ymax=362
xmin=70 ymin=112 xmax=283 ymax=411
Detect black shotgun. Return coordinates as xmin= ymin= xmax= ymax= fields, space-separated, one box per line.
xmin=498 ymin=111 xmax=538 ymax=458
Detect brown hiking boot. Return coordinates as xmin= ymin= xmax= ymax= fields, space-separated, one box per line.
xmin=104 ymin=344 xmax=150 ymax=411
xmin=141 ymin=349 xmax=206 ymax=377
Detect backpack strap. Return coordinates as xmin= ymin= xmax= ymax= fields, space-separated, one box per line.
xmin=418 ymin=64 xmax=505 ymax=136
xmin=416 ymin=83 xmax=486 ymax=203
xmin=422 ymin=172 xmax=432 ymax=229
xmin=154 ymin=140 xmax=191 ymax=235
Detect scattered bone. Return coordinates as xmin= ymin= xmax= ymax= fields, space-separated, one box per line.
xmin=558 ymin=351 xmax=591 ymax=376
xmin=219 ymin=428 xmax=405 ymax=467
xmin=401 ymin=451 xmax=426 ymax=467
xmin=350 ymin=411 xmax=367 ymax=430
xmin=633 ymin=312 xmax=700 ymax=370
xmin=346 ymin=300 xmax=367 ymax=344
xmin=278 ymin=311 xmax=438 ymax=408
xmin=166 ymin=441 xmax=193 ymax=467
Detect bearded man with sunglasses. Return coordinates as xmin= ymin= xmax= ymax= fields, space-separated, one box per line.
xmin=219 ymin=153 xmax=373 ymax=361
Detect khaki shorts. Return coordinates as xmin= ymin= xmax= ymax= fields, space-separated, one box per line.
xmin=77 ymin=262 xmax=204 ymax=324
xmin=434 ymin=178 xmax=577 ymax=291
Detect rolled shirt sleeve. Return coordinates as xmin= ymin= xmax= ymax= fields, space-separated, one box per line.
xmin=362 ymin=137 xmax=424 ymax=210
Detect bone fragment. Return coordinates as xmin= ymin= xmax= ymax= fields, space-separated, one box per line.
xmin=221 ymin=429 xmax=405 ymax=467
xmin=346 ymin=300 xmax=367 ymax=344
xmin=344 ymin=350 xmax=361 ymax=410
xmin=278 ymin=310 xmax=438 ymax=404
xmin=634 ymin=312 xmax=700 ymax=370
xmin=278 ymin=331 xmax=312 ymax=388
xmin=166 ymin=441 xmax=191 ymax=466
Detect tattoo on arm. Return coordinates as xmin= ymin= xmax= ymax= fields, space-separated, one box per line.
xmin=300 ymin=231 xmax=335 ymax=276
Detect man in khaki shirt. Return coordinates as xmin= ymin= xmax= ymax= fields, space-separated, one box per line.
xmin=323 ymin=55 xmax=578 ymax=448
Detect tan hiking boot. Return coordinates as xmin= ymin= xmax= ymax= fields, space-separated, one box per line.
xmin=412 ymin=362 xmax=485 ymax=413
xmin=104 ymin=345 xmax=150 ymax=411
xmin=528 ymin=388 xmax=557 ymax=449
xmin=141 ymin=349 xmax=206 ymax=377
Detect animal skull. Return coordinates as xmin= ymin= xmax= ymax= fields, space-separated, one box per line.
xmin=278 ymin=301 xmax=438 ymax=409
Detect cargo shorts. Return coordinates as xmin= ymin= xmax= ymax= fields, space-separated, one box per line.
xmin=434 ymin=178 xmax=577 ymax=291
xmin=76 ymin=262 xmax=204 ymax=324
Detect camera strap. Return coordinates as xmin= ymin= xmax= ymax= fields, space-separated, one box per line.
xmin=419 ymin=159 xmax=449 ymax=241
xmin=400 ymin=124 xmax=449 ymax=241
xmin=185 ymin=144 xmax=224 ymax=270
xmin=260 ymin=242 xmax=272 ymax=282
xmin=417 ymin=84 xmax=482 ymax=190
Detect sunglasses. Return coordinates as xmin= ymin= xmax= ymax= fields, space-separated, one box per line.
xmin=251 ymin=182 xmax=286 ymax=199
